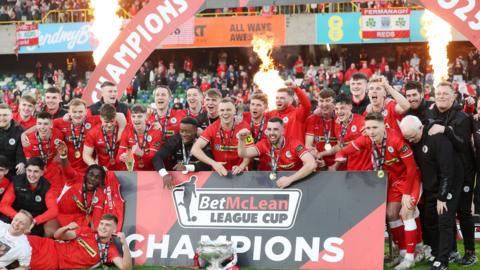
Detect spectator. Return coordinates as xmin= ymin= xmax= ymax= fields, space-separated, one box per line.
xmin=344 ymin=63 xmax=358 ymax=82
xmin=359 ymin=61 xmax=373 ymax=78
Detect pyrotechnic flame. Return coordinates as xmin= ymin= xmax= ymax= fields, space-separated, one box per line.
xmin=90 ymin=0 xmax=123 ymax=65
xmin=422 ymin=10 xmax=452 ymax=87
xmin=252 ymin=35 xmax=285 ymax=111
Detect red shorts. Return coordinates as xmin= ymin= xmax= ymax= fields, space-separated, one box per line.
xmin=387 ymin=178 xmax=421 ymax=205
xmin=27 ymin=235 xmax=59 ymax=270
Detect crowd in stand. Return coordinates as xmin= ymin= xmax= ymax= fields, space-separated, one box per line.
xmin=0 ymin=0 xmax=416 ymax=23
xmin=0 ymin=42 xmax=480 ymax=269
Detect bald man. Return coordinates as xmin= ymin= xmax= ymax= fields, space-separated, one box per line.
xmin=400 ymin=115 xmax=462 ymax=270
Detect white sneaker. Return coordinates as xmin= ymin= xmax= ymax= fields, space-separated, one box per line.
xmin=394 ymin=258 xmax=415 ymax=270
xmin=386 ymin=255 xmax=403 ymax=268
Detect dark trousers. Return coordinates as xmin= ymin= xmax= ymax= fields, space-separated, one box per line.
xmin=422 ymin=187 xmax=460 ymax=264
xmin=453 ymin=182 xmax=476 ymax=252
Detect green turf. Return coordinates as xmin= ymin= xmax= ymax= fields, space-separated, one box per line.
xmin=383 ymin=240 xmax=480 ymax=270
xmin=128 ymin=241 xmax=480 ymax=269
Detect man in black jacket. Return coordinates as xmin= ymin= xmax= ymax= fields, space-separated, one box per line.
xmin=426 ymin=81 xmax=477 ymax=266
xmin=350 ymin=73 xmax=370 ymax=115
xmin=405 ymin=81 xmax=434 ymax=123
xmin=0 ymin=104 xmax=26 ymax=178
xmin=88 ymin=81 xmax=131 ymax=120
xmin=400 ymin=115 xmax=462 ymax=270
xmin=153 ymin=117 xmax=211 ymax=189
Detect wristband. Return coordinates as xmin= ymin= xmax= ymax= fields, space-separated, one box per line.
xmin=185 ymin=164 xmax=195 ymax=172
xmin=159 ymin=168 xmax=169 ymax=177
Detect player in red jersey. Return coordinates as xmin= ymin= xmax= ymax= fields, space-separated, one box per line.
xmin=118 ymin=104 xmax=162 ymax=171
xmin=336 ymin=112 xmax=421 ymax=269
xmin=83 ymin=104 xmax=127 ymax=171
xmin=241 ymin=93 xmax=269 ymax=170
xmin=319 ymin=94 xmax=371 ymax=171
xmin=56 ymin=165 xmax=106 ymax=229
xmin=21 ymin=111 xmax=66 ymax=191
xmin=0 ymin=156 xmax=11 ymax=201
xmin=237 ymin=117 xmax=316 ymax=188
xmin=28 ymin=214 xmax=132 ymax=270
xmin=12 ymin=95 xmax=36 ymax=129
xmin=0 ymin=158 xmax=58 ymax=237
xmin=192 ymin=98 xmax=251 ymax=176
xmin=266 ymin=81 xmax=311 ymax=143
xmin=183 ymin=87 xmax=204 ymax=118
xmin=147 ymin=86 xmax=186 ymax=143
xmin=364 ymin=76 xmax=410 ymax=133
xmin=22 ymin=112 xmax=63 ymax=166
xmin=53 ymin=98 xmax=100 ymax=172
xmin=305 ymin=89 xmax=337 ymax=169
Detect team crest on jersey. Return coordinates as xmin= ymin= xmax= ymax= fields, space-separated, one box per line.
xmin=351 ymin=125 xmax=357 ymax=132
xmin=422 ymin=145 xmax=428 ymax=153
xmin=35 ymin=195 xmax=42 ymax=202
xmin=170 ymin=117 xmax=177 ymax=124
xmin=147 ymin=135 xmax=152 ymax=142
xmin=0 ymin=188 xmax=5 ymax=194
xmin=283 ymin=117 xmax=289 ymax=124
xmin=286 ymin=151 xmax=292 ymax=159
xmin=464 ymin=186 xmax=470 ymax=193
xmin=85 ymin=123 xmax=92 ymax=129
xmin=8 ymin=138 xmax=15 ymax=145
xmin=54 ymin=139 xmax=60 ymax=145
xmin=446 ymin=193 xmax=452 ymax=200
xmin=382 ymin=110 xmax=388 ymax=117
xmin=295 ymin=145 xmax=304 ymax=153
xmin=387 ymin=146 xmax=394 ymax=153
xmin=92 ymin=196 xmax=99 ymax=204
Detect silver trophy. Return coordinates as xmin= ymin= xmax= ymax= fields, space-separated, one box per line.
xmin=196 ymin=240 xmax=236 ymax=270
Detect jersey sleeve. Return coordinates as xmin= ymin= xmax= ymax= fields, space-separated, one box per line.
xmin=388 ymin=100 xmax=403 ymax=120
xmin=23 ymin=135 xmax=35 ymax=159
xmin=292 ymin=140 xmax=308 ymax=158
xmin=254 ymin=138 xmax=269 ymax=156
xmin=199 ymin=124 xmax=215 ymax=143
xmin=52 ymin=118 xmax=65 ymax=129
xmin=305 ymin=116 xmax=316 ymax=135
xmin=107 ymin=241 xmax=122 ymax=263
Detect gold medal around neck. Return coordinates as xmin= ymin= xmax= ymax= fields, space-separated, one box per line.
xmin=324 ymin=143 xmax=332 ymax=151
xmin=75 ymin=151 xmax=81 ymax=159
xmin=269 ymin=172 xmax=277 ymax=181
xmin=377 ymin=170 xmax=385 ymax=178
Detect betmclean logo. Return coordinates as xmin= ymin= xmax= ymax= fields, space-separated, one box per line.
xmin=172 ymin=176 xmax=301 ymax=229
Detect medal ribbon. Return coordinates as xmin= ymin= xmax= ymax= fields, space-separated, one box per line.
xmin=82 ymin=184 xmax=97 ymax=215
xmin=371 ymin=133 xmax=387 ymax=171
xmin=250 ymin=117 xmax=265 ymax=143
xmin=36 ymin=132 xmax=51 ymax=165
xmin=155 ymin=108 xmax=171 ymax=142
xmin=182 ymin=142 xmax=193 ymax=165
xmin=70 ymin=122 xmax=85 ymax=154
xmin=339 ymin=114 xmax=353 ymax=146
xmin=219 ymin=121 xmax=235 ymax=148
xmin=270 ymin=138 xmax=284 ymax=173
xmin=101 ymin=126 xmax=117 ymax=160
xmin=134 ymin=125 xmax=150 ymax=154
xmin=96 ymin=235 xmax=110 ymax=266
xmin=322 ymin=115 xmax=333 ymax=145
